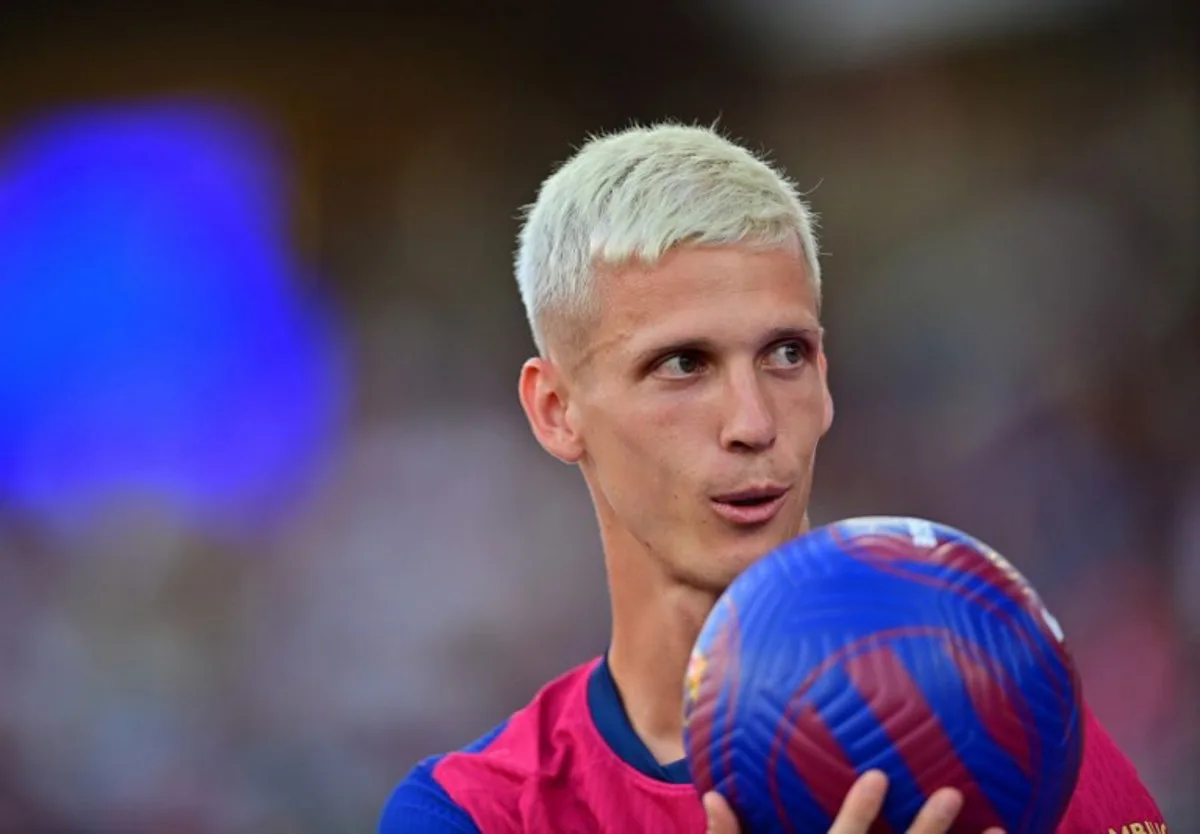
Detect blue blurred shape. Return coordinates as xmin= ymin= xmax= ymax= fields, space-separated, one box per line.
xmin=0 ymin=103 xmax=346 ymax=533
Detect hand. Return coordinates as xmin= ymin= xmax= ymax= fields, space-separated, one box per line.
xmin=702 ymin=770 xmax=1006 ymax=834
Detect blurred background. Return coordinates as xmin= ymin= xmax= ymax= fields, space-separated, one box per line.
xmin=0 ymin=2 xmax=1195 ymax=831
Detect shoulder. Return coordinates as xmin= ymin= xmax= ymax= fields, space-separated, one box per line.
xmin=1057 ymin=704 xmax=1164 ymax=833
xmin=379 ymin=754 xmax=482 ymax=834
xmin=379 ymin=659 xmax=602 ymax=834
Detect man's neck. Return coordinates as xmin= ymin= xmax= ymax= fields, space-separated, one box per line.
xmin=604 ymin=539 xmax=719 ymax=765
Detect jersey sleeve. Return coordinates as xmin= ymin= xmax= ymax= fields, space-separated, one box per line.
xmin=1057 ymin=706 xmax=1166 ymax=833
xmin=379 ymin=757 xmax=481 ymax=834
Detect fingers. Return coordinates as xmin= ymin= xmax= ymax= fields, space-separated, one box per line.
xmin=703 ymin=791 xmax=741 ymax=834
xmin=828 ymin=770 xmax=888 ymax=834
xmin=706 ymin=775 xmax=1005 ymax=834
xmin=904 ymin=787 xmax=963 ymax=834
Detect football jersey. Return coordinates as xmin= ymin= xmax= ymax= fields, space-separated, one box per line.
xmin=379 ymin=657 xmax=1166 ymax=833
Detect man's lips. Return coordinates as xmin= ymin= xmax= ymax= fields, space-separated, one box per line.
xmin=710 ymin=485 xmax=790 ymax=526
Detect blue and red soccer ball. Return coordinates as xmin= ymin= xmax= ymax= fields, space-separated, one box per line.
xmin=683 ymin=517 xmax=1084 ymax=834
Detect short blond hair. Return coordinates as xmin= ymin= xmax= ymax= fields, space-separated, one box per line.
xmin=515 ymin=123 xmax=821 ymax=354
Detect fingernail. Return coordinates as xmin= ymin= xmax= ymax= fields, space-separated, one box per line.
xmin=931 ymin=788 xmax=964 ymax=819
xmin=860 ymin=769 xmax=888 ymax=796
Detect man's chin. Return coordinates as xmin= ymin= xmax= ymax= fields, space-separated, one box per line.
xmin=669 ymin=515 xmax=810 ymax=595
xmin=720 ymin=518 xmax=809 ymax=577
xmin=735 ymin=516 xmax=805 ymax=554
xmin=702 ymin=538 xmax=789 ymax=594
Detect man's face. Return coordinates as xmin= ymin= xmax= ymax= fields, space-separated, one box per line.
xmin=556 ymin=244 xmax=833 ymax=592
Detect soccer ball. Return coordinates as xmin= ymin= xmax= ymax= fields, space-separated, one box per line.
xmin=683 ymin=517 xmax=1083 ymax=834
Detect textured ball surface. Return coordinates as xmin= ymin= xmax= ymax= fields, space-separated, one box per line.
xmin=682 ymin=517 xmax=1083 ymax=834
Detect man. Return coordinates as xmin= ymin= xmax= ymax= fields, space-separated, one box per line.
xmin=380 ymin=124 xmax=1166 ymax=833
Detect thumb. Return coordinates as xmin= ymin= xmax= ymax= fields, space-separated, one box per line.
xmin=703 ymin=791 xmax=740 ymax=834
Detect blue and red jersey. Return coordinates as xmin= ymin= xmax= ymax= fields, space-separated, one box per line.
xmin=380 ymin=657 xmax=1165 ymax=833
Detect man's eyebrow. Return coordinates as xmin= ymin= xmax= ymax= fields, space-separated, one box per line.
xmin=759 ymin=325 xmax=825 ymax=345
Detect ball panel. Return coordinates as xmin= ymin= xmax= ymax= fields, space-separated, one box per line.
xmin=892 ymin=634 xmax=1035 ymax=830
xmin=686 ymin=598 xmax=740 ymax=796
xmin=815 ymin=661 xmax=929 ymax=827
xmin=830 ymin=520 xmax=1075 ymax=678
xmin=767 ymin=698 xmax=854 ymax=830
xmin=712 ymin=600 xmax=745 ymax=807
xmin=841 ymin=642 xmax=1008 ymax=832
xmin=684 ymin=663 xmax=717 ymax=794
xmin=827 ymin=532 xmax=1080 ymax=764
xmin=937 ymin=639 xmax=1038 ymax=802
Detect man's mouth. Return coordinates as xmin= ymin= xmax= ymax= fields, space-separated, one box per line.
xmin=710 ymin=486 xmax=790 ymax=526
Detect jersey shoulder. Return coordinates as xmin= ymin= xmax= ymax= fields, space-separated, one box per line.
xmin=1057 ymin=703 xmax=1165 ymax=834
xmin=379 ymin=659 xmax=601 ymax=834
xmin=378 ymin=722 xmax=508 ymax=834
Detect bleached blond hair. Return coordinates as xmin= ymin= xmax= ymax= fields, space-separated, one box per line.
xmin=515 ymin=123 xmax=822 ymax=355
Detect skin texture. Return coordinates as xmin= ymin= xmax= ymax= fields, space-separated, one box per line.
xmin=519 ymin=244 xmax=1001 ymax=834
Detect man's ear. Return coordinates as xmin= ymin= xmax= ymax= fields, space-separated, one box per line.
xmin=518 ymin=357 xmax=584 ymax=464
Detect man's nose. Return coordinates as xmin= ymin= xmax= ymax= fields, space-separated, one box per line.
xmin=719 ymin=368 xmax=776 ymax=453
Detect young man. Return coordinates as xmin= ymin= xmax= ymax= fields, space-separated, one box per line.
xmin=380 ymin=125 xmax=1166 ymax=833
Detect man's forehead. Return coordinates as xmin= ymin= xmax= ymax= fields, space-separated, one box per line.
xmin=609 ymin=263 xmax=816 ymax=334
xmin=618 ymin=243 xmax=808 ymax=302
xmin=552 ymin=244 xmax=820 ymax=373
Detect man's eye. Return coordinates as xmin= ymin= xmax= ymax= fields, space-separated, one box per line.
xmin=658 ymin=353 xmax=705 ymax=378
xmin=766 ymin=341 xmax=808 ymax=368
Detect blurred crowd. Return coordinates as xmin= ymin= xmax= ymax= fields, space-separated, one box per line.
xmin=0 ymin=3 xmax=1195 ymax=832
